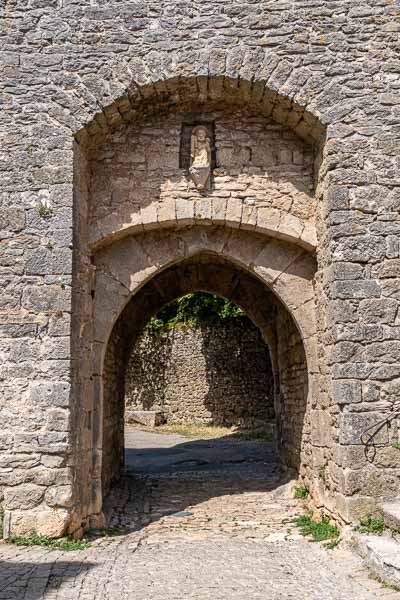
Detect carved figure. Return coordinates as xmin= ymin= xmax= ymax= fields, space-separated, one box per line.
xmin=189 ymin=126 xmax=211 ymax=191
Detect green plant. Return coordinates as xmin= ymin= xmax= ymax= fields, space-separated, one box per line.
xmin=326 ymin=538 xmax=340 ymax=550
xmin=355 ymin=515 xmax=385 ymax=535
xmin=392 ymin=442 xmax=400 ymax=450
xmin=9 ymin=533 xmax=90 ymax=551
xmin=293 ymin=486 xmax=309 ymax=499
xmin=319 ymin=466 xmax=326 ymax=482
xmin=46 ymin=240 xmax=55 ymax=250
xmin=37 ymin=203 xmax=54 ymax=219
xmin=146 ymin=292 xmax=246 ymax=331
xmin=296 ymin=513 xmax=340 ymax=543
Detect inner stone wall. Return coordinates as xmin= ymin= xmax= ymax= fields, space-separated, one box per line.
xmin=125 ymin=321 xmax=275 ymax=429
xmin=276 ymin=305 xmax=309 ymax=474
xmin=102 ymin=318 xmax=125 ymax=498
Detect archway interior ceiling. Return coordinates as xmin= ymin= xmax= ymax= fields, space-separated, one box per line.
xmin=101 ymin=254 xmax=310 ymax=495
xmin=76 ymin=75 xmax=322 ymax=254
xmin=115 ymin=255 xmax=283 ymax=356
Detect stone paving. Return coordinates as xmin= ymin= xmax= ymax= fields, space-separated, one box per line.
xmin=0 ymin=429 xmax=399 ymax=600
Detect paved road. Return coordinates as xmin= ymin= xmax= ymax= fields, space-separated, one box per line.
xmin=0 ymin=428 xmax=398 ymax=600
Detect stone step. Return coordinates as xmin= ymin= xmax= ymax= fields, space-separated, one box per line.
xmin=382 ymin=502 xmax=400 ymax=533
xmin=354 ymin=533 xmax=400 ymax=589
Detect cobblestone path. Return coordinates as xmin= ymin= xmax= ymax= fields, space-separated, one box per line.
xmin=0 ymin=430 xmax=399 ymax=600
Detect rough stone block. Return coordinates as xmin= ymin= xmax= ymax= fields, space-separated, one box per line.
xmin=126 ymin=411 xmax=165 ymax=428
xmin=310 ymin=410 xmax=332 ymax=447
xmin=4 ymin=485 xmax=44 ymax=510
xmin=339 ymin=412 xmax=389 ymax=446
xmin=336 ymin=493 xmax=378 ymax=523
xmin=332 ymin=380 xmax=362 ymax=405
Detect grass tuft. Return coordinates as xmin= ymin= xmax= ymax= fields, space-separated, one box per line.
xmin=295 ymin=513 xmax=340 ymax=543
xmin=9 ymin=534 xmax=90 ymax=551
xmin=37 ymin=203 xmax=54 ymax=219
xmin=355 ymin=515 xmax=385 ymax=535
xmin=293 ymin=486 xmax=309 ymax=499
xmin=128 ymin=422 xmax=273 ymax=441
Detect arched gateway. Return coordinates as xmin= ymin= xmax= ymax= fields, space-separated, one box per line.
xmin=2 ymin=62 xmax=395 ymax=538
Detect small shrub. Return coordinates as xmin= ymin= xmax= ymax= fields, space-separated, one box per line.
xmin=392 ymin=442 xmax=400 ymax=450
xmin=355 ymin=515 xmax=385 ymax=535
xmin=146 ymin=292 xmax=247 ymax=331
xmin=37 ymin=203 xmax=54 ymax=219
xmin=9 ymin=534 xmax=90 ymax=551
xmin=293 ymin=486 xmax=309 ymax=499
xmin=318 ymin=466 xmax=326 ymax=482
xmin=296 ymin=513 xmax=339 ymax=542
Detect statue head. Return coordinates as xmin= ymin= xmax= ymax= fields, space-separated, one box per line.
xmin=192 ymin=125 xmax=209 ymax=143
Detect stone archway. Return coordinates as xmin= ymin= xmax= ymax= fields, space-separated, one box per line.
xmin=2 ymin=2 xmax=399 ymax=546
xmin=3 ymin=64 xmax=340 ymax=538
xmin=67 ymin=69 xmax=327 ymax=533
xmin=78 ymin=225 xmax=318 ymax=526
xmin=100 ymin=252 xmax=312 ymax=500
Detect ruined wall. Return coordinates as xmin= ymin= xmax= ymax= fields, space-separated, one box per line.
xmin=125 ymin=322 xmax=275 ymax=429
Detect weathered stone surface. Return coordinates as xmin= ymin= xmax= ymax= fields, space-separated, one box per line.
xmin=339 ymin=413 xmax=390 ymax=446
xmin=1 ymin=0 xmax=400 ymax=537
xmin=4 ymin=485 xmax=44 ymax=511
xmin=354 ymin=534 xmax=400 ymax=590
xmin=36 ymin=509 xmax=70 ymax=538
xmin=0 ymin=430 xmax=394 ymax=599
xmin=382 ymin=502 xmax=400 ymax=533
xmin=125 ymin=411 xmax=165 ymax=428
xmin=125 ymin=322 xmax=275 ymax=428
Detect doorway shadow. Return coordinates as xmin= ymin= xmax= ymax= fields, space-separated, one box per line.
xmin=103 ymin=429 xmax=295 ymax=534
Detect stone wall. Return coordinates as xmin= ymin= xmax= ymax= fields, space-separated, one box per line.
xmin=276 ymin=305 xmax=309 ymax=474
xmin=125 ymin=321 xmax=275 ymax=429
xmin=2 ymin=0 xmax=400 ymax=537
xmin=102 ymin=317 xmax=125 ymax=498
xmin=89 ymin=110 xmax=315 ymax=240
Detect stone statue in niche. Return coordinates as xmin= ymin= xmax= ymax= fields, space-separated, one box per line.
xmin=189 ymin=125 xmax=211 ymax=191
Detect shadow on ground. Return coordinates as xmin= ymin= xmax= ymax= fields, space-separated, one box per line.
xmin=103 ymin=428 xmax=294 ymax=533
xmin=0 ymin=560 xmax=95 ymax=600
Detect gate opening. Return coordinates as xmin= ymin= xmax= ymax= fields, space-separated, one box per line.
xmin=100 ymin=255 xmax=309 ymax=509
